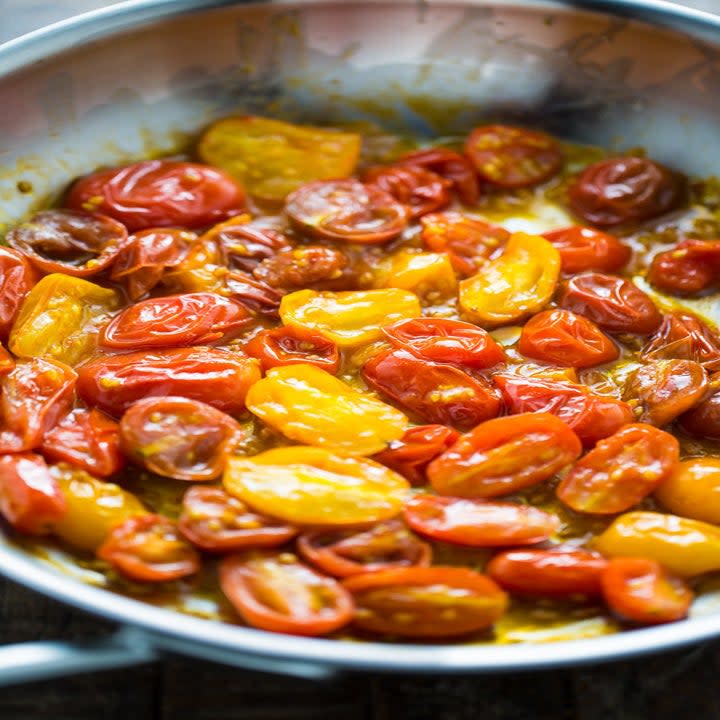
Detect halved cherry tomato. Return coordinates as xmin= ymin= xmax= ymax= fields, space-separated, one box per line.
xmin=226 ymin=271 xmax=283 ymax=318
xmin=464 ymin=125 xmax=562 ymax=188
xmin=41 ymin=408 xmax=124 ymax=478
xmin=679 ymin=386 xmax=720 ymax=440
xmin=568 ymin=157 xmax=685 ymax=227
xmin=557 ymin=272 xmax=661 ymax=335
xmin=362 ymin=349 xmax=501 ymax=431
xmin=398 ymin=147 xmax=480 ymax=205
xmin=120 ymin=396 xmax=243 ymax=481
xmin=0 ymin=247 xmax=37 ymax=340
xmin=0 ymin=453 xmax=66 ymax=535
xmin=383 ymin=318 xmax=505 ymax=370
xmin=648 ymin=240 xmax=720 ymax=296
xmin=77 ymin=347 xmax=261 ymax=417
xmin=97 ymin=514 xmax=200 ymax=582
xmin=245 ymin=326 xmax=339 ymax=374
xmin=373 ymin=250 xmax=457 ymax=299
xmin=486 ymin=549 xmax=608 ymax=596
xmin=601 ymin=557 xmax=693 ymax=625
xmin=493 ymin=374 xmax=633 ymax=446
xmin=427 ymin=413 xmax=581 ymax=498
xmin=252 ymin=246 xmax=351 ymax=292
xmin=557 ymin=424 xmax=679 ymax=514
xmin=178 ymin=486 xmax=298 ymax=552
xmin=403 ymin=495 xmax=559 ymax=546
xmin=285 ymin=179 xmax=408 ymax=244
xmin=219 ymin=551 xmax=354 ymax=636
xmin=0 ymin=346 xmax=14 ymax=376
xmin=343 ymin=566 xmax=507 ymax=637
xmin=67 ymin=160 xmax=246 ymax=231
xmin=297 ymin=519 xmax=431 ymax=577
xmin=518 ymin=309 xmax=618 ymax=368
xmin=655 ymin=458 xmax=720 ymax=525
xmin=642 ymin=312 xmax=720 ymax=370
xmin=542 ymin=226 xmax=631 ymax=274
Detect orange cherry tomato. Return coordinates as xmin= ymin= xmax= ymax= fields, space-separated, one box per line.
xmin=219 ymin=551 xmax=354 ymax=636
xmin=178 ymin=486 xmax=298 ymax=552
xmin=296 ymin=519 xmax=431 ymax=578
xmin=0 ymin=247 xmax=38 ymax=340
xmin=654 ymin=458 xmax=720 ymax=525
xmin=343 ymin=567 xmax=507 ymax=637
xmin=252 ymin=246 xmax=352 ymax=292
xmin=642 ymin=312 xmax=720 ymax=371
xmin=403 ymin=495 xmax=559 ymax=547
xmin=245 ymin=326 xmax=339 ymax=374
xmin=648 ymin=240 xmax=720 ymax=296
xmin=0 ymin=346 xmax=14 ymax=376
xmin=97 ymin=514 xmax=200 ymax=582
xmin=427 ymin=413 xmax=581 ymax=498
xmin=542 ymin=226 xmax=631 ymax=274
xmin=464 ymin=125 xmax=562 ymax=188
xmin=557 ymin=424 xmax=679 ymax=514
xmin=518 ymin=309 xmax=618 ymax=368
xmin=601 ymin=557 xmax=693 ymax=624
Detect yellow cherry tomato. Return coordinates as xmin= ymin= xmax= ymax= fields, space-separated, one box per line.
xmin=280 ymin=288 xmax=422 ymax=348
xmin=224 ymin=446 xmax=409 ymax=526
xmin=459 ymin=232 xmax=560 ymax=327
xmin=10 ymin=273 xmax=120 ymax=366
xmin=655 ymin=458 xmax=720 ymax=525
xmin=246 ymin=363 xmax=408 ymax=455
xmin=197 ymin=116 xmax=361 ymax=203
xmin=374 ymin=250 xmax=457 ymax=300
xmin=594 ymin=511 xmax=720 ymax=577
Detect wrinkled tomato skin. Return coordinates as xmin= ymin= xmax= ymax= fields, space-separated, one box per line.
xmin=362 ymin=349 xmax=501 ymax=431
xmin=542 ymin=226 xmax=631 ymax=274
xmin=245 ymin=325 xmax=340 ymax=374
xmin=642 ymin=312 xmax=720 ymax=371
xmin=648 ymin=240 xmax=720 ymax=296
xmin=398 ymin=148 xmax=480 ymax=205
xmin=427 ymin=413 xmax=581 ymax=498
xmin=0 ymin=248 xmax=38 ymax=340
xmin=680 ymin=388 xmax=720 ymax=440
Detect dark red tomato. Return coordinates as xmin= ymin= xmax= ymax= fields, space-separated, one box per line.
xmin=403 ymin=495 xmax=559 ymax=547
xmin=398 ymin=147 xmax=480 ymax=205
xmin=464 ymin=125 xmax=562 ymax=188
xmin=518 ymin=309 xmax=618 ymax=368
xmin=557 ymin=272 xmax=662 ymax=334
xmin=557 ymin=423 xmax=679 ymax=514
xmin=542 ymin=226 xmax=631 ymax=274
xmin=0 ymin=358 xmax=77 ymax=453
xmin=642 ymin=312 xmax=720 ymax=371
xmin=219 ymin=551 xmax=354 ymax=636
xmin=383 ymin=317 xmax=505 ymax=370
xmin=680 ymin=387 xmax=720 ymax=440
xmin=0 ymin=453 xmax=66 ymax=534
xmin=67 ymin=160 xmax=246 ymax=231
xmin=97 ymin=514 xmax=200 ymax=582
xmin=245 ymin=326 xmax=339 ymax=374
xmin=225 ymin=271 xmax=283 ymax=318
xmin=100 ymin=292 xmax=252 ymax=350
xmin=362 ymin=349 xmax=501 ymax=431
xmin=77 ymin=347 xmax=261 ymax=417
xmin=41 ymin=408 xmax=124 ymax=478
xmin=568 ymin=157 xmax=684 ymax=227
xmin=343 ymin=567 xmax=507 ymax=637
xmin=494 ymin=374 xmax=634 ymax=447
xmin=296 ymin=519 xmax=431 ymax=577
xmin=252 ymin=246 xmax=351 ymax=292
xmin=601 ymin=557 xmax=693 ymax=624
xmin=427 ymin=413 xmax=581 ymax=498
xmin=648 ymin=240 xmax=720 ymax=296
xmin=0 ymin=247 xmax=37 ymax=341
xmin=285 ymin=179 xmax=408 ymax=244
xmin=363 ymin=164 xmax=452 ymax=218
xmin=372 ymin=424 xmax=460 ymax=485
xmin=119 ymin=396 xmax=243 ymax=481
xmin=178 ymin=486 xmax=298 ymax=552
xmin=486 ymin=549 xmax=608 ymax=596
xmin=420 ymin=211 xmax=509 ymax=276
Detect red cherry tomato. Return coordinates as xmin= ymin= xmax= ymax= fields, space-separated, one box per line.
xmin=372 ymin=424 xmax=460 ymax=485
xmin=557 ymin=423 xmax=679 ymax=514
xmin=494 ymin=374 xmax=634 ymax=447
xmin=403 ymin=495 xmax=559 ymax=547
xmin=219 ymin=551 xmax=354 ymax=636
xmin=557 ymin=272 xmax=662 ymax=334
xmin=296 ymin=519 xmax=431 ymax=577
xmin=0 ymin=247 xmax=38 ymax=340
xmin=568 ymin=157 xmax=684 ymax=227
xmin=77 ymin=347 xmax=261 ymax=417
xmin=41 ymin=408 xmax=124 ymax=478
xmin=518 ymin=309 xmax=618 ymax=368
xmin=0 ymin=453 xmax=66 ymax=535
xmin=383 ymin=317 xmax=505 ymax=370
xmin=680 ymin=387 xmax=720 ymax=440
xmin=464 ymin=125 xmax=562 ymax=188
xmin=178 ymin=486 xmax=298 ymax=552
xmin=648 ymin=240 xmax=720 ymax=296
xmin=362 ymin=349 xmax=501 ymax=431
xmin=245 ymin=326 xmax=339 ymax=374
xmin=285 ymin=179 xmax=408 ymax=244
xmin=252 ymin=247 xmax=351 ymax=292
xmin=119 ymin=396 xmax=244 ymax=481
xmin=225 ymin=271 xmax=284 ymax=318
xmin=486 ymin=549 xmax=608 ymax=596
xmin=398 ymin=147 xmax=480 ymax=205
xmin=427 ymin=413 xmax=581 ymax=498
xmin=542 ymin=226 xmax=631 ymax=274
xmin=67 ymin=160 xmax=246 ymax=231
xmin=642 ymin=312 xmax=720 ymax=371
xmin=97 ymin=514 xmax=200 ymax=582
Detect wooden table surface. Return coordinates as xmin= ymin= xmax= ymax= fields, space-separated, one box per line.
xmin=2 ymin=1 xmax=720 ymax=718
